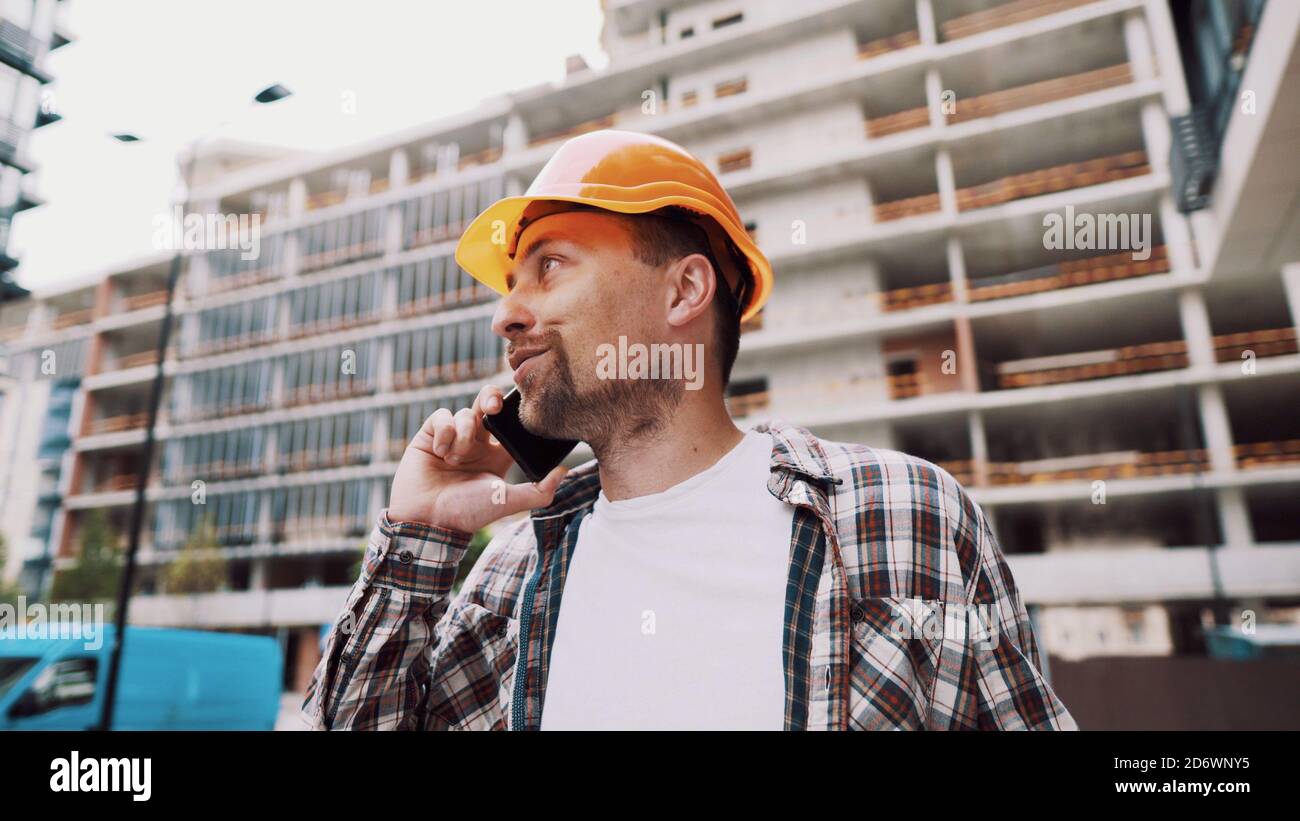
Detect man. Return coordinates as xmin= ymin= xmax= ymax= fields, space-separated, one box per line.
xmin=301 ymin=129 xmax=1078 ymax=731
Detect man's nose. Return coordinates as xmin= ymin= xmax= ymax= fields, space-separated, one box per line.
xmin=492 ymin=286 xmax=536 ymax=341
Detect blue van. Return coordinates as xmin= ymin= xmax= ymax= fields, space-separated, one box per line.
xmin=0 ymin=625 xmax=282 ymax=730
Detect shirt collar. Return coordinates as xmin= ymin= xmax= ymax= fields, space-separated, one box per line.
xmin=530 ymin=418 xmax=840 ymax=521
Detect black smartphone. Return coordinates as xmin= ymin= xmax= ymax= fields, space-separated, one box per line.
xmin=481 ymin=387 xmax=579 ymax=483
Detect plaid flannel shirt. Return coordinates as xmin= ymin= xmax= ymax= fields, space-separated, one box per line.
xmin=302 ymin=418 xmax=1078 ymax=730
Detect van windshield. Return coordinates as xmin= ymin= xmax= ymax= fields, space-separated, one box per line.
xmin=0 ymin=658 xmax=39 ymax=700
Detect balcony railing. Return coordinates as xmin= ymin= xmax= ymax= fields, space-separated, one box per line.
xmin=274 ymin=516 xmax=368 ymax=543
xmin=298 ymin=240 xmax=383 ymax=274
xmin=287 ymin=312 xmax=379 ymax=341
xmin=121 ymin=290 xmax=169 ymax=311
xmin=940 ymin=0 xmax=1099 ymax=41
xmin=857 ymin=30 xmax=921 ymax=60
xmin=882 ymin=282 xmax=953 ymax=311
xmin=997 ymin=340 xmax=1188 ymax=388
xmin=407 ymin=222 xmax=467 ymax=249
xmin=1235 ymin=440 xmax=1300 ymax=470
xmin=280 ymin=444 xmax=369 ymax=473
xmin=1212 ymin=327 xmax=1298 ymax=362
xmin=391 ymin=359 xmax=493 ymax=392
xmin=956 ymin=150 xmax=1149 ymax=211
xmin=181 ymin=461 xmax=263 ymax=482
xmin=865 ymin=106 xmax=930 ymax=139
xmin=115 ymin=350 xmax=160 ymax=370
xmin=995 ymin=328 xmax=1297 ymax=389
xmin=718 ymin=148 xmax=752 ymax=174
xmin=283 ymin=381 xmax=373 ymax=408
xmin=887 ymin=371 xmax=927 ymax=400
xmin=946 ymin=63 xmax=1133 ymax=124
xmin=986 ymin=448 xmax=1211 ymax=485
xmin=528 ymin=115 xmax=617 ymax=149
xmin=874 ymin=192 xmax=941 ymax=222
xmin=969 ymin=246 xmax=1170 ymax=302
xmin=88 ymin=413 xmax=148 ymax=435
xmin=50 ymin=308 xmax=94 ymax=330
xmin=395 ymin=285 xmax=492 ymax=318
xmin=714 ymin=77 xmax=748 ymax=99
xmin=98 ymin=474 xmax=140 ymax=493
xmin=204 ymin=265 xmax=281 ymax=296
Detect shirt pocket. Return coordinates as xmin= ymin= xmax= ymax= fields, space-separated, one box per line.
xmin=847 ymin=596 xmax=947 ymax=731
xmin=439 ymin=602 xmax=518 ymax=731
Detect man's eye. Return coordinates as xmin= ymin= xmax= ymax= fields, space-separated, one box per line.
xmin=540 ymin=256 xmax=561 ymax=275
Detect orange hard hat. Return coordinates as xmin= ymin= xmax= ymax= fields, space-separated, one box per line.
xmin=454 ymin=129 xmax=772 ymax=323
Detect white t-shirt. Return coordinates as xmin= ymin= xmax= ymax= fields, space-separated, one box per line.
xmin=539 ymin=429 xmax=795 ymax=730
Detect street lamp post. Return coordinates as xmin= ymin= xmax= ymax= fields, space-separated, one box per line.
xmin=97 ymin=83 xmax=292 ymax=732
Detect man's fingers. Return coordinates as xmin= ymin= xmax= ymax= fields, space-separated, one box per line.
xmin=427 ymin=408 xmax=455 ymax=457
xmin=446 ymin=408 xmax=481 ymax=461
xmin=498 ymin=465 xmax=569 ymax=515
xmin=471 ymin=384 xmax=505 ymax=418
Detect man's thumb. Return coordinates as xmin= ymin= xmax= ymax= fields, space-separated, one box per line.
xmin=503 ymin=465 xmax=568 ymax=513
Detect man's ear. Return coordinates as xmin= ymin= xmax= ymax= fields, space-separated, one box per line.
xmin=664 ymin=253 xmax=717 ymax=329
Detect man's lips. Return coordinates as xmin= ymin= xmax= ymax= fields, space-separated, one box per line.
xmin=509 ymin=348 xmax=549 ymax=381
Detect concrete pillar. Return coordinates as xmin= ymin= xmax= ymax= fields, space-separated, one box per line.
xmin=968 ymin=409 xmax=988 ymax=486
xmin=502 ymin=114 xmax=526 ymax=157
xmin=1216 ymin=486 xmax=1254 ymax=549
xmin=1178 ymin=288 xmax=1215 ymax=370
xmin=916 ymin=0 xmax=938 ymax=47
xmin=1197 ymin=383 xmax=1236 ymax=474
xmin=1139 ymin=101 xmax=1171 ymax=174
xmin=947 ymin=235 xmax=968 ymax=301
xmin=376 ymin=336 xmax=394 ymax=395
xmin=370 ymin=408 xmax=390 ymax=464
xmin=288 ymin=178 xmax=307 ymax=219
xmin=935 ymin=149 xmax=957 ymax=217
xmin=388 ymin=148 xmax=408 ymax=189
xmin=1282 ymin=262 xmax=1300 ymax=332
xmin=1122 ymin=10 xmax=1157 ymax=82
xmin=953 ymin=315 xmax=979 ymax=394
xmin=385 ymin=203 xmax=403 ymax=258
xmin=250 ymin=557 xmax=269 ymax=591
xmin=1159 ymin=195 xmax=1197 ymax=274
xmin=925 ymin=67 xmax=946 ymax=129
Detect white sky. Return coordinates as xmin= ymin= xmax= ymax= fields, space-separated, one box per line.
xmin=10 ymin=0 xmax=608 ymax=292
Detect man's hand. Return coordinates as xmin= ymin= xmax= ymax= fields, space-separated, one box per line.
xmin=386 ymin=384 xmax=568 ymax=533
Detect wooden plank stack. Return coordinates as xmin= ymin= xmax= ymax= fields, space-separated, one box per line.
xmin=866 ymin=106 xmax=931 ymax=138
xmin=997 ymin=338 xmax=1189 ymax=388
xmin=874 ymin=192 xmax=942 ymax=222
xmin=946 ymin=63 xmax=1132 ymax=124
xmin=956 ymin=150 xmax=1149 ymax=211
xmin=941 ymin=0 xmax=1099 ymax=41
xmin=718 ymin=148 xmax=753 ymax=174
xmin=969 ymin=246 xmax=1171 ymax=302
xmin=1212 ymin=327 xmax=1298 ymax=362
xmin=1236 ymin=440 xmax=1300 ymax=470
xmin=857 ymin=29 xmax=921 ymax=60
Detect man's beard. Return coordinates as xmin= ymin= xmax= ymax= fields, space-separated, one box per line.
xmin=516 ymin=332 xmax=684 ymax=453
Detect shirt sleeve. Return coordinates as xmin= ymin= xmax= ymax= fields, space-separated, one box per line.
xmin=300 ymin=510 xmax=472 ymax=730
xmin=966 ymin=512 xmax=1079 ymax=730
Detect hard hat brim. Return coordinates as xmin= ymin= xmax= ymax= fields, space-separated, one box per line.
xmin=454 ymin=190 xmax=772 ymax=324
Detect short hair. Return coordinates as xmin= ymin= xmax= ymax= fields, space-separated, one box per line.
xmin=568 ymin=203 xmax=743 ymax=387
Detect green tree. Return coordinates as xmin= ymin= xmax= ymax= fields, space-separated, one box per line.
xmin=0 ymin=532 xmax=25 ymax=607
xmin=161 ymin=518 xmax=228 ymax=594
xmin=49 ymin=509 xmax=121 ymax=604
